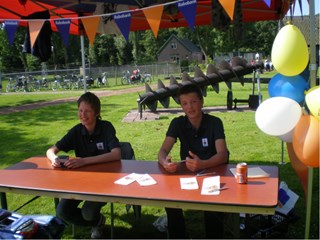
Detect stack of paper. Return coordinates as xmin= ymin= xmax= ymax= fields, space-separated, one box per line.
xmin=114 ymin=173 xmax=157 ymax=186
xmin=229 ymin=167 xmax=270 ymax=178
xmin=201 ymin=176 xmax=221 ymax=195
xmin=180 ymin=177 xmax=199 ymax=190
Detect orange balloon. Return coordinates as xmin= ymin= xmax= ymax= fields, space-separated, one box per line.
xmin=293 ymin=114 xmax=319 ymax=168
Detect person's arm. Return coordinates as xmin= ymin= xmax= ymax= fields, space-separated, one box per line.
xmin=186 ymin=139 xmax=228 ymax=172
xmin=63 ymin=147 xmax=121 ymax=169
xmin=158 ymin=136 xmax=178 ymax=173
xmin=46 ymin=145 xmax=62 ymax=168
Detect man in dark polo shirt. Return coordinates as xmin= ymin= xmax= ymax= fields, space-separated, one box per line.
xmin=46 ymin=92 xmax=121 ymax=239
xmin=158 ymin=84 xmax=229 ymax=239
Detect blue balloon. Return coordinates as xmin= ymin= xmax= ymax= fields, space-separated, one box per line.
xmin=268 ymin=73 xmax=309 ymax=103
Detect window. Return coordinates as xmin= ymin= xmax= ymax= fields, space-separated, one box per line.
xmin=171 ymin=42 xmax=177 ymax=49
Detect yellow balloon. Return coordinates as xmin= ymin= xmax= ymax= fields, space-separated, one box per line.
xmin=305 ymin=86 xmax=320 ymax=120
xmin=271 ymin=24 xmax=309 ymax=76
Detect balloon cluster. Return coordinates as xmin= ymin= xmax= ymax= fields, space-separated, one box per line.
xmin=255 ymin=24 xmax=319 ymax=168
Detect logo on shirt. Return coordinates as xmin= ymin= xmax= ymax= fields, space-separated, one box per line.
xmin=96 ymin=142 xmax=104 ymax=150
xmin=202 ymin=138 xmax=208 ymax=147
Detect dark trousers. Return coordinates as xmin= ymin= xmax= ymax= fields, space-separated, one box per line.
xmin=56 ymin=199 xmax=106 ymax=226
xmin=165 ymin=208 xmax=224 ymax=239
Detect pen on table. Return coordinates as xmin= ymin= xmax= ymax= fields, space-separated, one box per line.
xmin=196 ymin=171 xmax=216 ymax=177
xmin=208 ymin=187 xmax=228 ymax=193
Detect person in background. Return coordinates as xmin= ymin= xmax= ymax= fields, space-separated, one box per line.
xmin=158 ymin=84 xmax=229 ymax=239
xmin=46 ymin=91 xmax=121 ymax=239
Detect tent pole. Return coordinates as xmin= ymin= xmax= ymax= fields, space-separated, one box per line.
xmin=304 ymin=1 xmax=316 ymax=239
xmin=309 ymin=0 xmax=317 ymax=87
xmin=80 ymin=33 xmax=87 ymax=93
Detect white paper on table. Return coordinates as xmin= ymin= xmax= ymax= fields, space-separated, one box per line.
xmin=201 ymin=176 xmax=221 ymax=195
xmin=114 ymin=173 xmax=143 ymax=185
xmin=136 ymin=174 xmax=157 ymax=186
xmin=180 ymin=177 xmax=199 ymax=190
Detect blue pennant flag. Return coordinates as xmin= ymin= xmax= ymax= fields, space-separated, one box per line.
xmin=113 ymin=12 xmax=132 ymax=42
xmin=263 ymin=0 xmax=271 ymax=8
xmin=177 ymin=0 xmax=197 ymax=31
xmin=54 ymin=19 xmax=71 ymax=46
xmin=4 ymin=20 xmax=18 ymax=45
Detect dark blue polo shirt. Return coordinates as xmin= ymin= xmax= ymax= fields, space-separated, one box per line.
xmin=166 ymin=113 xmax=225 ymax=160
xmin=55 ymin=119 xmax=120 ymax=158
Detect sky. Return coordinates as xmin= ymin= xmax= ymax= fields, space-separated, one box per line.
xmin=289 ymin=0 xmax=320 ymax=16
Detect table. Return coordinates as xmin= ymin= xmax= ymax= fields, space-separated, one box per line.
xmin=0 ymin=157 xmax=279 ymax=237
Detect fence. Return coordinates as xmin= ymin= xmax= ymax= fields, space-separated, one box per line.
xmin=0 ymin=63 xmax=182 ymax=85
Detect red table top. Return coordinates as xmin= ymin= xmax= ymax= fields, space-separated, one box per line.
xmin=0 ymin=157 xmax=279 ymax=214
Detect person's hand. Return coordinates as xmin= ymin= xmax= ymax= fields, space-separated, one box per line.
xmin=62 ymin=157 xmax=85 ymax=169
xmin=186 ymin=151 xmax=203 ymax=172
xmin=52 ymin=158 xmax=62 ymax=168
xmin=162 ymin=155 xmax=178 ymax=173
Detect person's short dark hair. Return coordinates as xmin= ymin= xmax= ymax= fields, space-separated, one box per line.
xmin=77 ymin=92 xmax=101 ymax=119
xmin=178 ymin=84 xmax=203 ymax=102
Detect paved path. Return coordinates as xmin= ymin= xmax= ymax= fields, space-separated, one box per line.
xmin=0 ymin=87 xmax=145 ymax=115
xmin=0 ymin=86 xmax=253 ymax=121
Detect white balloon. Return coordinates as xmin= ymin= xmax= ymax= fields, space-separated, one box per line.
xmin=255 ymin=97 xmax=302 ymax=136
xmin=278 ymin=129 xmax=294 ymax=143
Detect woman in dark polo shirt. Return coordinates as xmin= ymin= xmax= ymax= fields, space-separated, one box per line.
xmin=46 ymin=92 xmax=121 ymax=239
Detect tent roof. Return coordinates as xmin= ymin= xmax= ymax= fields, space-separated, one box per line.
xmin=0 ymin=0 xmax=293 ymax=35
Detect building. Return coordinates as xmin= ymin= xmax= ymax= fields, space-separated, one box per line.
xmin=157 ymin=34 xmax=203 ymax=63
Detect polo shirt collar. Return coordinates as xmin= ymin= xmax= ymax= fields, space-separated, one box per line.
xmin=185 ymin=112 xmax=207 ymax=130
xmin=80 ymin=119 xmax=102 ymax=136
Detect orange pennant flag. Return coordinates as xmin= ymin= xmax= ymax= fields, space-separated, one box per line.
xmin=218 ymin=0 xmax=236 ymax=20
xmin=81 ymin=16 xmax=100 ymax=45
xmin=286 ymin=142 xmax=309 ymax=201
xmin=28 ymin=20 xmax=45 ymax=49
xmin=143 ymin=5 xmax=164 ymax=38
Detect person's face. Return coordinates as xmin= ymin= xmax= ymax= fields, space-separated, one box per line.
xmin=180 ymin=92 xmax=203 ymax=120
xmin=78 ymin=101 xmax=97 ymax=127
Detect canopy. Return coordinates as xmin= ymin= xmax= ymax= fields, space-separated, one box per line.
xmin=0 ymin=0 xmax=293 ymax=35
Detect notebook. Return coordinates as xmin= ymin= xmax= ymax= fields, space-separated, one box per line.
xmin=229 ymin=167 xmax=270 ymax=178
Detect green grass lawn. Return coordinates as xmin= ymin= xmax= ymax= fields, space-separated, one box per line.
xmin=0 ymin=79 xmax=318 ymax=239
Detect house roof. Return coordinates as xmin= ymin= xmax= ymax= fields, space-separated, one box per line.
xmin=283 ymin=14 xmax=320 ymax=45
xmin=157 ymin=34 xmax=201 ymax=54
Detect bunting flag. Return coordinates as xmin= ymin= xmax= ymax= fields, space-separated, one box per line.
xmin=28 ymin=20 xmax=45 ymax=49
xmin=177 ymin=0 xmax=197 ymax=31
xmin=81 ymin=16 xmax=100 ymax=45
xmin=113 ymin=12 xmax=132 ymax=42
xmin=263 ymin=0 xmax=271 ymax=8
xmin=4 ymin=20 xmax=18 ymax=45
xmin=54 ymin=19 xmax=71 ymax=46
xmin=218 ymin=0 xmax=236 ymax=20
xmin=298 ymin=0 xmax=303 ymax=15
xmin=143 ymin=5 xmax=164 ymax=38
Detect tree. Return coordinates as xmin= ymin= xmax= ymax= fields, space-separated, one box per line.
xmin=0 ymin=26 xmax=26 ymax=72
xmin=92 ymin=34 xmax=119 ymax=66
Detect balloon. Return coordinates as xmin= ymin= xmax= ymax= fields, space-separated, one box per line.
xmin=305 ymin=86 xmax=320 ymax=120
xmin=255 ymin=97 xmax=302 ymax=136
xmin=268 ymin=73 xmax=309 ymax=103
xmin=292 ymin=114 xmax=319 ymax=168
xmin=271 ymin=24 xmax=309 ymax=76
xmin=278 ymin=129 xmax=294 ymax=143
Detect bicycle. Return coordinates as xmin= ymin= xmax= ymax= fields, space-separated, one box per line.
xmin=142 ymin=72 xmax=152 ymax=83
xmin=97 ymin=72 xmax=108 ymax=87
xmin=12 ymin=75 xmax=30 ymax=92
xmin=52 ymin=75 xmax=71 ymax=91
xmin=122 ymin=70 xmax=131 ymax=85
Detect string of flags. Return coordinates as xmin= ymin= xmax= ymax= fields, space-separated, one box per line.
xmin=2 ymin=0 xmax=290 ymax=48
